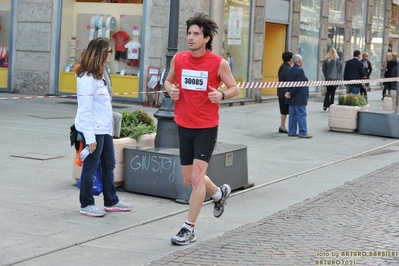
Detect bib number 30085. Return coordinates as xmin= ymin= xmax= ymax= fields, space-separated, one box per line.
xmin=181 ymin=69 xmax=208 ymax=91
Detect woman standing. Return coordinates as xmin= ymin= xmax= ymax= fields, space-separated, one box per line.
xmin=322 ymin=48 xmax=342 ymax=111
xmin=75 ymin=37 xmax=131 ymax=217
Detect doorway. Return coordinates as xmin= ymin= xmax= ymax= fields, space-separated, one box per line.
xmin=262 ymin=23 xmax=287 ymax=95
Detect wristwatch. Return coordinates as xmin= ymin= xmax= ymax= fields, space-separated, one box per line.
xmin=221 ymin=91 xmax=226 ymax=100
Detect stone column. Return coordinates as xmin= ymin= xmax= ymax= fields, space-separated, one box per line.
xmin=319 ymin=0 xmax=330 ymax=95
xmin=252 ymin=0 xmax=266 ymax=103
xmin=209 ymin=0 xmax=224 ymax=56
xmin=11 ymin=0 xmax=59 ymax=95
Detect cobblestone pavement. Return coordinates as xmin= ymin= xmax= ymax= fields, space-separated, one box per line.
xmin=148 ymin=162 xmax=399 ymax=266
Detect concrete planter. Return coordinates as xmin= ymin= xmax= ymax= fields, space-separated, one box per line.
xmin=72 ymin=133 xmax=156 ymax=187
xmin=383 ymin=97 xmax=392 ymax=110
xmin=328 ymin=104 xmax=370 ymax=132
xmin=124 ymin=143 xmax=252 ymax=202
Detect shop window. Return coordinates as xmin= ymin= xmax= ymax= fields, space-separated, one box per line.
xmin=328 ymin=0 xmax=345 ymax=25
xmin=0 ymin=0 xmax=11 ymax=90
xmin=327 ymin=26 xmax=344 ymax=59
xmin=59 ymin=0 xmax=143 ymax=97
xmin=370 ymin=0 xmax=385 ymax=80
xmin=351 ymin=0 xmax=367 ymax=53
xmin=223 ymin=0 xmax=250 ymax=84
xmin=390 ymin=4 xmax=399 ymax=36
xmin=299 ymin=0 xmax=320 ymax=89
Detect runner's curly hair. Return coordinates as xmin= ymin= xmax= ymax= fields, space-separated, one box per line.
xmin=186 ymin=12 xmax=219 ymax=51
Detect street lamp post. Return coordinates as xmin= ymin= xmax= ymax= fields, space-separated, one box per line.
xmin=153 ymin=0 xmax=180 ymax=148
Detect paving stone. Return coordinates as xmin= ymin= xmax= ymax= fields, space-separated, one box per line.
xmin=148 ymin=162 xmax=399 ymax=265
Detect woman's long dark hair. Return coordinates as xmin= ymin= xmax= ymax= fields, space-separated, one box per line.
xmin=76 ymin=37 xmax=110 ymax=80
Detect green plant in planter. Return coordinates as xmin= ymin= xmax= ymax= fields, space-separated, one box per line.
xmin=118 ymin=110 xmax=156 ymax=141
xmin=337 ymin=93 xmax=367 ymax=106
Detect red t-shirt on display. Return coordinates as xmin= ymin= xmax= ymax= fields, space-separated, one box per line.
xmin=111 ymin=31 xmax=129 ymax=51
xmin=173 ymin=50 xmax=223 ymax=129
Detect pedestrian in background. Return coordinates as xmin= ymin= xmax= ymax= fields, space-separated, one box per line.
xmin=284 ymin=54 xmax=312 ymax=139
xmin=165 ymin=12 xmax=239 ymax=245
xmin=75 ymin=37 xmax=131 ymax=217
xmin=343 ymin=50 xmax=366 ymax=95
xmin=382 ymin=52 xmax=396 ymax=99
xmin=322 ymin=48 xmax=342 ymax=111
xmin=226 ymin=52 xmax=233 ymax=71
xmin=277 ymin=51 xmax=293 ymax=133
xmin=390 ymin=57 xmax=399 ymax=109
xmin=360 ymin=52 xmax=372 ymax=100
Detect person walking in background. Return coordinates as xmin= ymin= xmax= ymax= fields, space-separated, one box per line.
xmin=322 ymin=48 xmax=342 ymax=111
xmin=343 ymin=50 xmax=366 ymax=95
xmin=277 ymin=51 xmax=293 ymax=133
xmin=284 ymin=54 xmax=312 ymax=139
xmin=390 ymin=57 xmax=399 ymax=109
xmin=382 ymin=52 xmax=396 ymax=99
xmin=360 ymin=52 xmax=372 ymax=100
xmin=226 ymin=52 xmax=233 ymax=71
xmin=165 ymin=12 xmax=239 ymax=245
xmin=74 ymin=37 xmax=131 ymax=217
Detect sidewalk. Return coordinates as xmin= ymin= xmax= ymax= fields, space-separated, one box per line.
xmin=151 ymin=161 xmax=399 ymax=266
xmin=1 ymin=90 xmax=399 ymax=266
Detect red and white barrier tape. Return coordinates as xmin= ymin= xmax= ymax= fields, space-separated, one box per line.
xmin=235 ymin=77 xmax=399 ymax=88
xmin=1 ymin=77 xmax=398 ymax=100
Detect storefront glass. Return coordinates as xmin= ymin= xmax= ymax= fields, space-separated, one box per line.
xmin=389 ymin=3 xmax=399 ymax=52
xmin=328 ymin=0 xmax=346 ymax=59
xmin=370 ymin=0 xmax=385 ymax=80
xmin=299 ymin=0 xmax=321 ymax=89
xmin=59 ymin=0 xmax=143 ymax=99
xmin=351 ymin=0 xmax=367 ymax=53
xmin=0 ymin=0 xmax=11 ymax=90
xmin=223 ymin=0 xmax=251 ymax=83
xmin=390 ymin=3 xmax=399 ymax=36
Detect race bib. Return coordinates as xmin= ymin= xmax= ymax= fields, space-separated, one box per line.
xmin=181 ymin=69 xmax=208 ymax=91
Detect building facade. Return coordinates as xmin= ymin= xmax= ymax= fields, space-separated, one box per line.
xmin=0 ymin=0 xmax=397 ymax=103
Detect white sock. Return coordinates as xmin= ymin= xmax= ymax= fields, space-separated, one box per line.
xmin=182 ymin=220 xmax=195 ymax=232
xmin=212 ymin=187 xmax=222 ymax=201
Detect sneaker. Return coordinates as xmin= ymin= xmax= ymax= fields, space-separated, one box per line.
xmin=80 ymin=205 xmax=106 ymax=217
xmin=298 ymin=134 xmax=313 ymax=139
xmin=213 ymin=184 xmax=231 ymax=218
xmin=104 ymin=200 xmax=132 ymax=212
xmin=171 ymin=227 xmax=196 ymax=245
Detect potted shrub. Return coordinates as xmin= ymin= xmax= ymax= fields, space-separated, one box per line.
xmin=73 ymin=110 xmax=157 ymax=187
xmin=118 ymin=110 xmax=156 ymax=140
xmin=328 ymin=93 xmax=370 ymax=132
xmin=112 ymin=110 xmax=157 ymax=186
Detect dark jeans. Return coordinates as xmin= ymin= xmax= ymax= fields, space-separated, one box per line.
xmin=323 ymin=86 xmax=337 ymax=108
xmin=79 ymin=134 xmax=119 ymax=208
xmin=348 ymin=85 xmax=360 ymax=95
xmin=383 ymin=82 xmax=392 ymax=98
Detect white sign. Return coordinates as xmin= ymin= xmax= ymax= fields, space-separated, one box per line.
xmin=228 ymin=6 xmax=243 ymax=45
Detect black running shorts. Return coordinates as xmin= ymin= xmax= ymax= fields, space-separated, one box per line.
xmin=177 ymin=125 xmax=218 ymax=165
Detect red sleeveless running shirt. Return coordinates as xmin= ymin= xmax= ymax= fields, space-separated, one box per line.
xmin=173 ymin=50 xmax=222 ymax=128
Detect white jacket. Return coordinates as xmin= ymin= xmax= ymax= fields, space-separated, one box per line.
xmin=74 ymin=73 xmax=113 ymax=144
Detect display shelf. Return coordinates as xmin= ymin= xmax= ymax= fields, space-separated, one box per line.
xmin=0 ymin=68 xmax=8 ymax=88
xmin=110 ymin=74 xmax=139 ymax=98
xmin=66 ymin=36 xmax=79 ymax=72
xmin=58 ymin=72 xmax=139 ymax=99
